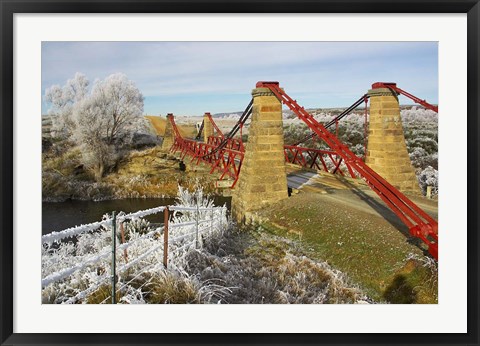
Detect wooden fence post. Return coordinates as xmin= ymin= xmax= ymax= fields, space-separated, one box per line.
xmin=163 ymin=207 xmax=169 ymax=269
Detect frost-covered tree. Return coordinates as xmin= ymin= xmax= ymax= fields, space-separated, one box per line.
xmin=71 ymin=97 xmax=117 ymax=181
xmin=87 ymin=73 xmax=144 ymax=145
xmin=45 ymin=72 xmax=144 ymax=181
xmin=44 ymin=72 xmax=89 ymax=138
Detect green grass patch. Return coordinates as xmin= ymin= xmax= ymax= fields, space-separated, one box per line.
xmin=257 ymin=193 xmax=438 ymax=303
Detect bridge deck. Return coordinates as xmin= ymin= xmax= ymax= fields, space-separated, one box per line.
xmin=286 ymin=165 xmax=438 ymax=221
xmin=286 ymin=164 xmax=367 ymax=192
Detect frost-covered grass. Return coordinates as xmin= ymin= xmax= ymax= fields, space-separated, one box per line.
xmin=383 ymin=253 xmax=438 ymax=304
xmin=184 ymin=226 xmax=371 ymax=304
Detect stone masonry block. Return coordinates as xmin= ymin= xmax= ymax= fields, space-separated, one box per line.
xmin=261 ymin=105 xmax=282 ymax=112
xmin=257 ymin=113 xmax=283 ymax=121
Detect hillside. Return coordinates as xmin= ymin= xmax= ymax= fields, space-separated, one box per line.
xmin=42 ymin=146 xmax=218 ymax=202
xmin=145 ymin=115 xmax=197 ymax=138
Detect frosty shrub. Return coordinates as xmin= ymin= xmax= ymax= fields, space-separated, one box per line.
xmin=402 ymin=107 xmax=438 ymax=173
xmin=418 ymin=166 xmax=438 ymax=197
xmin=183 ymin=227 xmax=371 ymax=304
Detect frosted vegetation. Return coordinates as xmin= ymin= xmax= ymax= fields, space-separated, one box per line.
xmin=45 ymin=73 xmax=153 ymax=181
xmin=42 ymin=187 xmax=370 ymax=304
xmin=283 ymin=106 xmax=438 ymax=197
xmin=42 ymin=187 xmax=227 ymax=304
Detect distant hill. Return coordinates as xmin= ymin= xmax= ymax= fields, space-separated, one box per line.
xmin=212 ymin=112 xmax=243 ymax=119
xmin=210 ymin=104 xmax=434 ymax=121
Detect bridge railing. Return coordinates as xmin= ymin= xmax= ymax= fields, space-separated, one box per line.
xmin=171 ymin=136 xmax=244 ymax=186
xmin=207 ymin=136 xmax=244 ymax=152
xmin=283 ymin=145 xmax=357 ymax=178
xmin=41 ymin=204 xmax=228 ymax=304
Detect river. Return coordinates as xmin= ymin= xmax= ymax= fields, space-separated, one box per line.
xmin=42 ymin=197 xmax=231 ymax=235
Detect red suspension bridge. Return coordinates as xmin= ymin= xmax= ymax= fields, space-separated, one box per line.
xmin=164 ymin=81 xmax=439 ymax=260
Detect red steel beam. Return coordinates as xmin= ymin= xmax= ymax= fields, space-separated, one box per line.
xmin=166 ymin=113 xmax=184 ymax=140
xmin=372 ymin=82 xmax=438 ymax=113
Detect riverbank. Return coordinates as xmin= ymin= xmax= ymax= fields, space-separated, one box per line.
xmin=42 ymin=196 xmax=232 ymax=234
xmin=42 ymin=145 xmax=219 ymax=202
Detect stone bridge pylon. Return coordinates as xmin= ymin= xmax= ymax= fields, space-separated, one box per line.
xmin=231 ymin=86 xmax=289 ymax=223
xmin=203 ymin=112 xmax=214 ymax=142
xmin=161 ymin=113 xmax=175 ymax=151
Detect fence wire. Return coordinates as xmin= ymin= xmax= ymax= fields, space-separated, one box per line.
xmin=42 ymin=204 xmax=227 ymax=304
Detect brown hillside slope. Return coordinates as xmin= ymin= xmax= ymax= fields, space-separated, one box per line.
xmin=145 ymin=115 xmax=197 ymax=138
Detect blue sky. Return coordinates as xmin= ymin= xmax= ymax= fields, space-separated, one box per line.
xmin=42 ymin=42 xmax=438 ymax=116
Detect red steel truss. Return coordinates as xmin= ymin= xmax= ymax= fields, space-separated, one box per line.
xmin=372 ymin=82 xmax=438 ymax=113
xmin=256 ymin=81 xmax=438 ymax=259
xmin=167 ymin=115 xmax=244 ymax=187
xmin=170 ymin=113 xmax=352 ymax=185
xmin=195 ymin=112 xmax=224 ymax=141
xmin=208 ymin=136 xmax=244 ymax=152
xmin=284 ymin=145 xmax=356 ymax=177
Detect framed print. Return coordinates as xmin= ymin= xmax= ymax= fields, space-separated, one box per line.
xmin=1 ymin=0 xmax=479 ymax=345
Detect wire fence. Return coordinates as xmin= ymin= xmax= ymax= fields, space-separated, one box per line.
xmin=41 ymin=203 xmax=228 ymax=304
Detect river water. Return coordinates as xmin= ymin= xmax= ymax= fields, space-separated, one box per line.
xmin=42 ymin=197 xmax=231 ymax=235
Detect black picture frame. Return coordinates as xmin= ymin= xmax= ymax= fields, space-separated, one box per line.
xmin=1 ymin=1 xmax=479 ymax=345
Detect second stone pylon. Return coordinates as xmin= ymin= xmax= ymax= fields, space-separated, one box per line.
xmin=203 ymin=112 xmax=214 ymax=143
xmin=161 ymin=113 xmax=175 ymax=151
xmin=366 ymin=83 xmax=421 ymax=195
